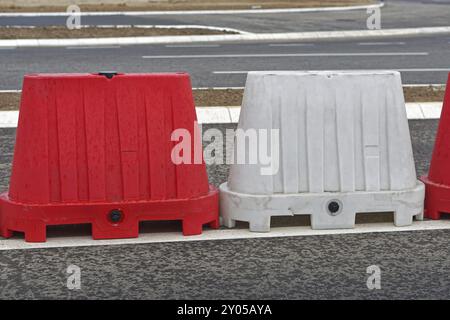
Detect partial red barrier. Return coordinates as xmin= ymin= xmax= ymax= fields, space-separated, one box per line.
xmin=420 ymin=74 xmax=450 ymax=219
xmin=0 ymin=73 xmax=219 ymax=242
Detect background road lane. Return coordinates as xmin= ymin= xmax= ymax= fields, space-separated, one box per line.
xmin=0 ymin=35 xmax=449 ymax=89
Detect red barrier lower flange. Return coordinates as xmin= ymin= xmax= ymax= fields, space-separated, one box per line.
xmin=420 ymin=177 xmax=450 ymax=220
xmin=0 ymin=186 xmax=219 ymax=242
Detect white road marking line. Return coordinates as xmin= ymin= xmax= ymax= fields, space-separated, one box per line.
xmin=358 ymin=42 xmax=406 ymax=46
xmin=213 ymin=68 xmax=449 ymax=74
xmin=268 ymin=43 xmax=314 ymax=47
xmin=1 ymin=220 xmax=449 ymax=251
xmin=165 ymin=44 xmax=220 ymax=48
xmin=143 ymin=52 xmax=429 ymax=59
xmin=66 ymin=46 xmax=121 ymax=49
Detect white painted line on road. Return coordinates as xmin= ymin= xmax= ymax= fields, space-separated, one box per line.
xmin=165 ymin=44 xmax=221 ymax=48
xmin=1 ymin=219 xmax=449 ymax=251
xmin=213 ymin=68 xmax=450 ymax=74
xmin=143 ymin=52 xmax=429 ymax=59
xmin=0 ymin=90 xmax=21 ymax=93
xmin=213 ymin=71 xmax=266 ymax=74
xmin=0 ymin=103 xmax=441 ymax=128
xmin=66 ymin=46 xmax=121 ymax=49
xmin=0 ymin=3 xmax=384 ymax=17
xmin=268 ymin=43 xmax=314 ymax=47
xmin=358 ymin=42 xmax=406 ymax=46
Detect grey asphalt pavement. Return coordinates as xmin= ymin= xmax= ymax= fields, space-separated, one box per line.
xmin=0 ymin=34 xmax=449 ymax=89
xmin=1 ymin=0 xmax=450 ymax=34
xmin=1 ymin=120 xmax=449 ymax=300
xmin=1 ymin=0 xmax=449 ymax=302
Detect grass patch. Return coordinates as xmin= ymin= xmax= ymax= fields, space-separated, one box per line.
xmin=1 ymin=1 xmax=375 ymax=13
xmin=0 ymin=26 xmax=236 ymax=40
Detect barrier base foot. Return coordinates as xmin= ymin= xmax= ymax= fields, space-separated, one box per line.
xmin=394 ymin=207 xmax=414 ymax=227
xmin=0 ymin=228 xmax=13 ymax=239
xmin=222 ymin=217 xmax=236 ymax=229
xmin=24 ymin=224 xmax=47 ymax=243
xmin=208 ymin=218 xmax=220 ymax=230
xmin=220 ymin=181 xmax=424 ymax=232
xmin=249 ymin=216 xmax=271 ymax=232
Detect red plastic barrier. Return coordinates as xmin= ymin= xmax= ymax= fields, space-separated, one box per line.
xmin=420 ymin=74 xmax=450 ymax=219
xmin=0 ymin=73 xmax=219 ymax=242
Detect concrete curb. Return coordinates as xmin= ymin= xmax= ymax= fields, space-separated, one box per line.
xmin=2 ymin=26 xmax=450 ymax=48
xmin=195 ymin=103 xmax=442 ymax=124
xmin=0 ymin=102 xmax=442 ymax=128
xmin=0 ymin=2 xmax=384 ymax=17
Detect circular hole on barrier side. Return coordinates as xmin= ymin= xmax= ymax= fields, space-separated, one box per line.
xmin=109 ymin=209 xmax=124 ymax=224
xmin=326 ymin=199 xmax=343 ymax=216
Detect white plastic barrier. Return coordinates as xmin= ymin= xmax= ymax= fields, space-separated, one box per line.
xmin=220 ymin=71 xmax=424 ymax=232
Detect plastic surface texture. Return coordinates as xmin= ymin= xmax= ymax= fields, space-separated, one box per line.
xmin=0 ymin=73 xmax=219 ymax=242
xmin=220 ymin=71 xmax=424 ymax=232
xmin=420 ymin=73 xmax=450 ymax=219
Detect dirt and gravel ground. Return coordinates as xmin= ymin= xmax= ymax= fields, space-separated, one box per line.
xmin=0 ymin=86 xmax=445 ymax=111
xmin=0 ymin=26 xmax=236 ymax=39
xmin=194 ymin=86 xmax=447 ymax=106
xmin=0 ymin=0 xmax=374 ymax=13
xmin=0 ymin=93 xmax=19 ymax=111
xmin=403 ymin=86 xmax=446 ymax=103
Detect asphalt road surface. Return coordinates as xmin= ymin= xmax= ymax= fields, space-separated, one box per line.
xmin=1 ymin=120 xmax=450 ymax=300
xmin=0 ymin=34 xmax=449 ymax=89
xmin=1 ymin=0 xmax=450 ymax=34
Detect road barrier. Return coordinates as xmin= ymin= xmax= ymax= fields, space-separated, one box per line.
xmin=220 ymin=71 xmax=424 ymax=232
xmin=0 ymin=72 xmax=219 ymax=242
xmin=420 ymin=74 xmax=450 ymax=220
